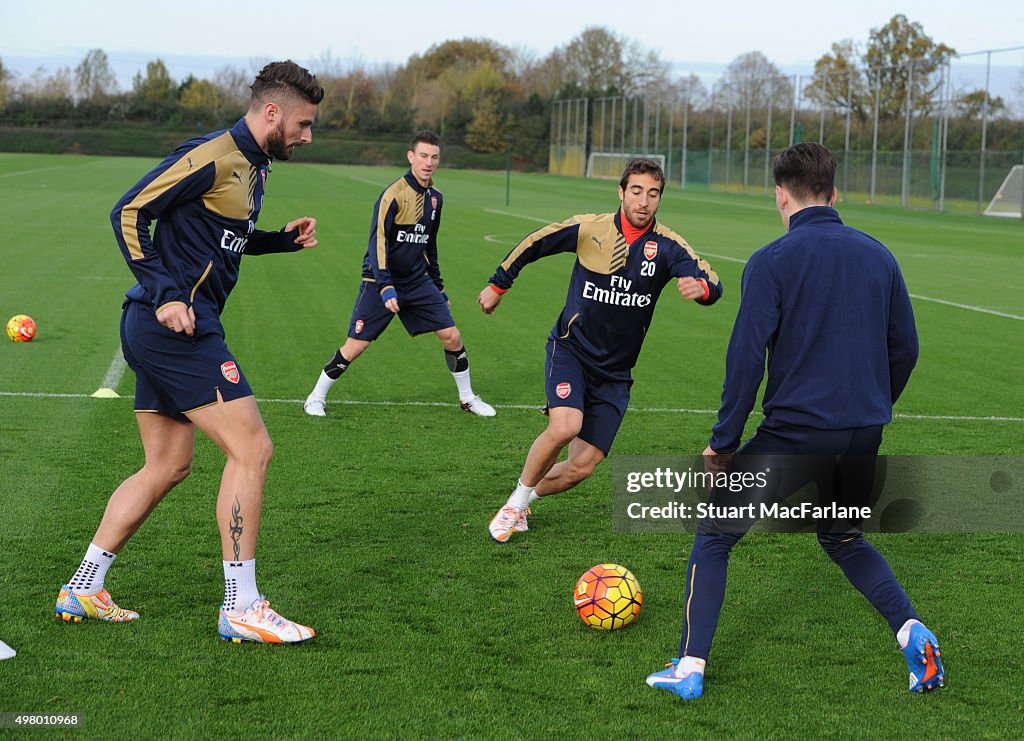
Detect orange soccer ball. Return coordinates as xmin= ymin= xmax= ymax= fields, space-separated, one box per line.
xmin=573 ymin=563 xmax=642 ymax=630
xmin=6 ymin=314 xmax=36 ymax=342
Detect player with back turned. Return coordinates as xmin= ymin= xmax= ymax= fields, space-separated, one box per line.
xmin=479 ymin=157 xmax=722 ymax=542
xmin=646 ymin=142 xmax=944 ymax=701
xmin=55 ymin=61 xmax=324 ymax=644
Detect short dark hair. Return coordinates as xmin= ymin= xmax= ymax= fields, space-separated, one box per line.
xmin=250 ymin=61 xmax=324 ymax=107
xmin=410 ymin=130 xmax=441 ymax=152
xmin=619 ymin=157 xmax=665 ymax=193
xmin=772 ymin=143 xmax=836 ymax=202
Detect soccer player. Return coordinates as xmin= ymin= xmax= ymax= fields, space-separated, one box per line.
xmin=303 ymin=130 xmax=495 ymax=417
xmin=55 ymin=61 xmax=324 ymax=644
xmin=480 ymin=157 xmax=722 ymax=542
xmin=646 ymin=143 xmax=944 ymax=700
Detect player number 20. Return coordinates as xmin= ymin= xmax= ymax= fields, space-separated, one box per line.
xmin=640 ymin=261 xmax=656 ymax=277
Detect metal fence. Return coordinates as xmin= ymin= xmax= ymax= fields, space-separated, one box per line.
xmin=550 ymin=46 xmax=1024 ymax=217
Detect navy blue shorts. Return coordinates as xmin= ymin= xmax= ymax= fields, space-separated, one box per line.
xmin=120 ymin=301 xmax=253 ymax=422
xmin=347 ymin=279 xmax=454 ymax=341
xmin=544 ymin=340 xmax=631 ymax=455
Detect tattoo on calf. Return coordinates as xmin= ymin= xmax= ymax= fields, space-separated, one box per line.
xmin=229 ymin=497 xmax=244 ymax=561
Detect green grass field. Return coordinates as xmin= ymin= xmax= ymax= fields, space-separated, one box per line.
xmin=1 ymin=151 xmax=1022 ymax=738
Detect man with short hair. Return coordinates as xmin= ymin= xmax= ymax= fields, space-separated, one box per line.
xmin=304 ymin=130 xmax=494 ymax=417
xmin=646 ymin=142 xmax=943 ymax=700
xmin=56 ymin=60 xmax=324 ymax=644
xmin=479 ymin=157 xmax=722 ymax=542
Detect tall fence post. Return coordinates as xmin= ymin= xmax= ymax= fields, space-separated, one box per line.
xmin=977 ymin=50 xmax=993 ymax=213
xmin=901 ymin=60 xmax=914 ymax=208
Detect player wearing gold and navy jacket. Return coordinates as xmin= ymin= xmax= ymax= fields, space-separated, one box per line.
xmin=361 ymin=170 xmax=445 ymax=302
xmin=111 ymin=115 xmax=312 ymax=414
xmin=113 ymin=117 xmax=304 ymax=326
xmin=481 ymin=157 xmax=722 ymax=543
xmin=304 ymin=130 xmax=495 ymax=418
xmin=487 ymin=210 xmax=721 ymax=382
xmin=56 ymin=62 xmax=324 ymax=646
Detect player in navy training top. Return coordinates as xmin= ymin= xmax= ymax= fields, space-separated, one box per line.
xmin=303 ymin=130 xmax=495 ymax=418
xmin=479 ymin=158 xmax=722 ymax=542
xmin=646 ymin=143 xmax=944 ymax=701
xmin=55 ymin=61 xmax=323 ymax=645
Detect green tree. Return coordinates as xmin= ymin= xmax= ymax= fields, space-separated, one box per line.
xmin=133 ymin=59 xmax=176 ymax=103
xmin=955 ymin=89 xmax=1006 ymax=119
xmin=863 ymin=14 xmax=955 ymax=118
xmin=805 ymin=40 xmax=870 ymax=120
xmin=75 ymin=49 xmax=117 ymax=101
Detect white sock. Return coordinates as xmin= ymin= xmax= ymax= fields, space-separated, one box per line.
xmin=310 ymin=370 xmax=336 ymax=402
xmin=222 ymin=559 xmax=260 ymax=613
xmin=678 ymin=656 xmax=706 ymax=676
xmin=452 ymin=369 xmax=475 ymax=402
xmin=529 ymin=491 xmax=540 ymax=505
xmin=68 ymin=543 xmax=116 ymax=593
xmin=507 ymin=481 xmax=535 ymax=511
xmin=896 ymin=618 xmax=921 ymax=647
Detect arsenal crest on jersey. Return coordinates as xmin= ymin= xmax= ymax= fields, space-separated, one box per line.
xmin=644 ymin=241 xmax=658 ymax=260
xmin=556 ymin=382 xmax=572 ymax=399
xmin=355 ymin=319 xmax=364 ymax=334
xmin=221 ymin=361 xmax=240 ymax=384
xmin=431 ymin=195 xmax=438 ymax=210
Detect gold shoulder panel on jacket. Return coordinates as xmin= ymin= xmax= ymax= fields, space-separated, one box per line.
xmin=387 ymin=178 xmax=424 ymax=225
xmin=653 ymin=223 xmax=720 ymax=286
xmin=576 ymin=214 xmax=627 ymax=275
xmin=120 ymin=132 xmax=240 ymax=260
xmin=203 ymin=140 xmax=256 ymax=220
xmin=498 ymin=213 xmax=593 ymax=271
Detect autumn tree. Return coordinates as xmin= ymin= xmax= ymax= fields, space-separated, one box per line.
xmin=718 ymin=51 xmax=792 ymax=110
xmin=805 ymin=40 xmax=870 ymax=120
xmin=955 ymin=89 xmax=1005 ymax=119
xmin=0 ymin=57 xmax=9 ymax=109
xmin=75 ymin=49 xmax=117 ymax=101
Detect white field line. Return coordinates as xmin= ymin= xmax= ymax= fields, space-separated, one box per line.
xmin=94 ymin=349 xmax=127 ymax=395
xmin=0 ymin=166 xmax=64 ymax=179
xmin=485 ymin=208 xmax=1021 ymax=317
xmin=1 ymin=390 xmax=1021 ymax=423
xmin=908 ymin=294 xmax=1024 ymax=321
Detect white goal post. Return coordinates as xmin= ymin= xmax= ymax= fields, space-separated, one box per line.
xmin=983 ymin=164 xmax=1024 ymax=219
xmin=586 ymin=152 xmax=666 ymax=180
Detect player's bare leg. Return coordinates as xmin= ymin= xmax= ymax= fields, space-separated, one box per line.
xmin=305 ymin=337 xmax=370 ymax=416
xmin=57 ymin=413 xmax=194 ymax=623
xmin=534 ymin=437 xmax=605 ymax=496
xmin=188 ymin=392 xmax=314 ymax=643
xmin=436 ymin=326 xmax=495 ymax=417
xmin=489 ymin=407 xmax=582 ymax=541
xmin=94 ymin=413 xmax=196 ymax=552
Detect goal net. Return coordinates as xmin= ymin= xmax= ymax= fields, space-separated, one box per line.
xmin=983 ymin=164 xmax=1024 ymax=218
xmin=586 ymin=152 xmax=666 ymax=180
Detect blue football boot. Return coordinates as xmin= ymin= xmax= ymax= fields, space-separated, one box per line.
xmin=900 ymin=621 xmax=944 ymax=693
xmin=646 ymin=657 xmax=704 ymax=700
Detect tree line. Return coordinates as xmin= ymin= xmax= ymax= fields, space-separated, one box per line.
xmin=0 ymin=16 xmax=1020 ymax=160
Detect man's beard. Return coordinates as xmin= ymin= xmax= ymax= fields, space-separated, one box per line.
xmin=266 ymin=120 xmax=292 ymax=161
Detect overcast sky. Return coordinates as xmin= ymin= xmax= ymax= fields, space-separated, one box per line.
xmin=2 ymin=0 xmax=1021 ymax=87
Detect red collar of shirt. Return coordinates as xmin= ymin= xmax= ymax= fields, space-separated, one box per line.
xmin=619 ymin=208 xmax=647 ymax=244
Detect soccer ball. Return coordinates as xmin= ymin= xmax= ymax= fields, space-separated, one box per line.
xmin=573 ymin=563 xmax=642 ymax=630
xmin=6 ymin=314 xmax=36 ymax=342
